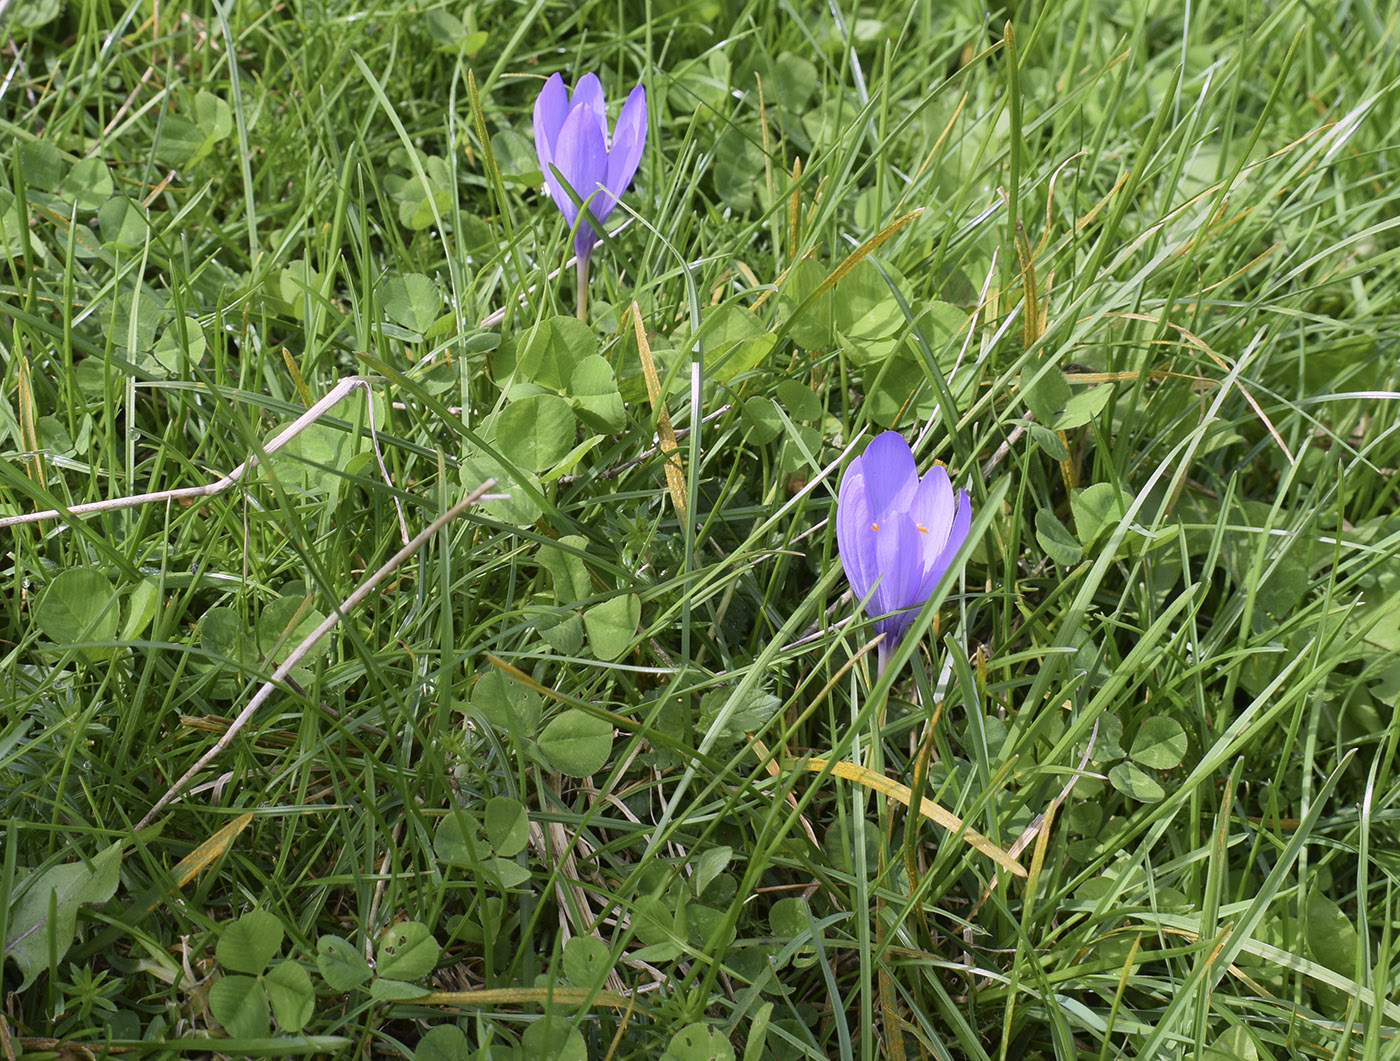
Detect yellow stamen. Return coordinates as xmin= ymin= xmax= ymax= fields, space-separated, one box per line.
xmin=870 ymin=521 xmax=881 ymax=531
xmin=916 ymin=523 xmax=928 ymax=533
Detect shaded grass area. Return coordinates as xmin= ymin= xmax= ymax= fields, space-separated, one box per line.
xmin=2 ymin=0 xmax=1400 ymax=1057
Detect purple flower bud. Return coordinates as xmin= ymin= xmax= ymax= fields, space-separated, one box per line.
xmin=836 ymin=431 xmax=971 ymax=669
xmin=533 ymin=72 xmax=647 ymax=263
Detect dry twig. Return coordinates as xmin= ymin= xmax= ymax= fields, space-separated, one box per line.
xmin=134 ymin=479 xmax=498 ymax=829
xmin=1 ymin=376 xmax=408 ymax=542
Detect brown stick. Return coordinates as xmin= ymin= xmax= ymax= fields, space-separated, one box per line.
xmin=134 ymin=479 xmax=498 ymax=829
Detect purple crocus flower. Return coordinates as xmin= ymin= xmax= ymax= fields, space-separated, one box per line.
xmin=836 ymin=431 xmax=971 ymax=673
xmin=533 ymin=72 xmax=647 ymax=265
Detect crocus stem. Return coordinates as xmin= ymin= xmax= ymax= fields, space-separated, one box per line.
xmin=575 ymin=254 xmax=590 ymax=322
xmin=877 ymin=637 xmax=895 ymax=678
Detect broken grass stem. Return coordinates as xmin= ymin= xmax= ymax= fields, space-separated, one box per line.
xmin=133 ymin=479 xmax=499 ymax=830
xmin=0 ymin=376 xmax=409 ymax=543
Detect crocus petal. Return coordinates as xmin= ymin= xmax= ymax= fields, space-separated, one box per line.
xmin=599 ymin=84 xmax=647 ymax=218
xmin=837 ymin=464 xmax=876 ymax=603
xmin=535 ymin=74 xmax=571 ymax=215
xmin=859 ymin=431 xmax=918 ymax=520
xmin=833 ymin=430 xmax=974 ymax=671
xmin=568 ymin=73 xmax=607 ymax=143
xmin=534 ymin=74 xmax=569 ymax=162
xmin=872 ymin=515 xmax=922 ymax=638
xmin=574 ymin=218 xmax=601 ymax=261
xmin=551 ymin=103 xmax=608 ymax=234
xmin=917 ymin=489 xmax=971 ymax=600
xmin=533 ymin=73 xmax=645 ymax=267
xmin=909 ymin=464 xmax=955 ymax=552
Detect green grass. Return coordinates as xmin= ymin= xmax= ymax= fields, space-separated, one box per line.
xmin=3 ymin=0 xmax=1400 ymax=1057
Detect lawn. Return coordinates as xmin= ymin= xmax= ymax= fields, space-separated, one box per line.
xmin=3 ymin=0 xmax=1400 ymax=1057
